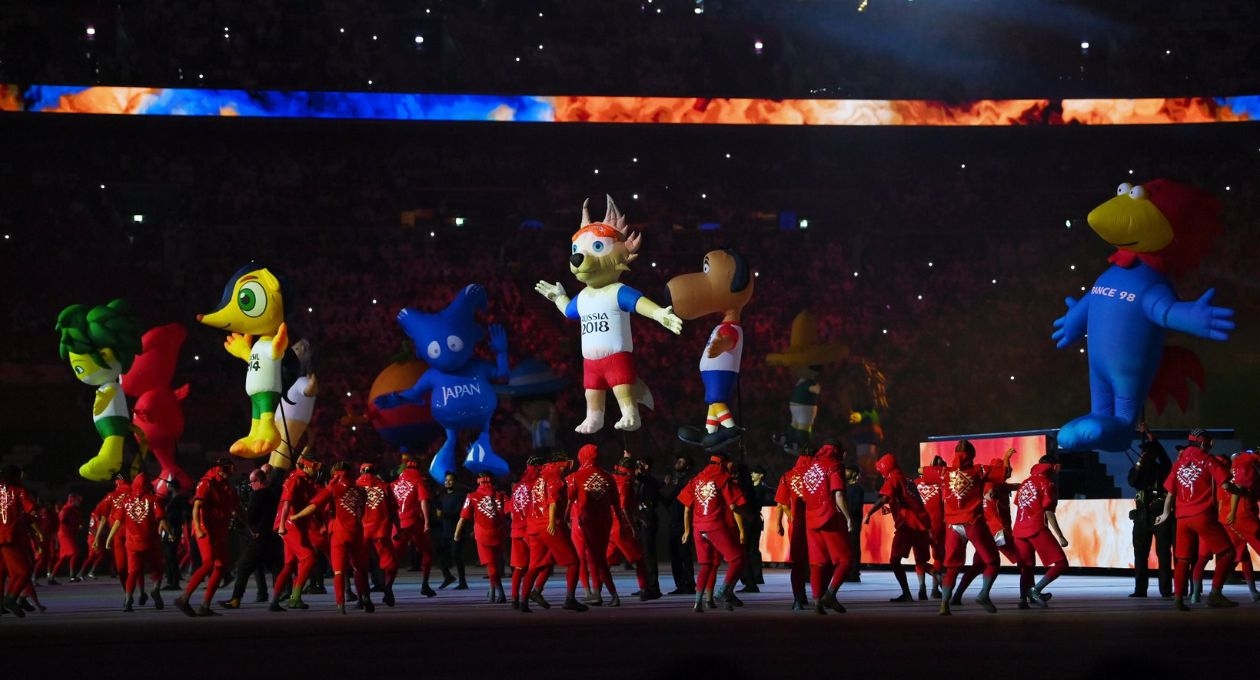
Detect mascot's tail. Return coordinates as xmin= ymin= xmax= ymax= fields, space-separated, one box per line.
xmin=633 ymin=379 xmax=654 ymax=410
xmin=1147 ymin=346 xmax=1205 ymax=415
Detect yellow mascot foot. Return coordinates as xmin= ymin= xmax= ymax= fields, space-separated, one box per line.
xmin=229 ymin=436 xmax=254 ymax=456
xmin=80 ymin=449 xmax=123 ymax=482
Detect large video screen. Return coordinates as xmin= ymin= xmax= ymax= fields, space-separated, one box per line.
xmin=3 ymin=84 xmax=1258 ymax=126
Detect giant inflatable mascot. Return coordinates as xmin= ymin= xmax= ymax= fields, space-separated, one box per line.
xmin=123 ymin=323 xmax=194 ymax=492
xmin=373 ymin=284 xmax=510 ymax=479
xmin=766 ymin=310 xmax=848 ymax=455
xmin=57 ymin=299 xmax=144 ymax=481
xmin=664 ymin=248 xmax=754 ymax=451
xmin=1053 ymin=180 xmax=1234 ymax=452
xmin=198 ymin=264 xmax=290 ymax=457
xmin=534 ymin=195 xmax=683 ymax=433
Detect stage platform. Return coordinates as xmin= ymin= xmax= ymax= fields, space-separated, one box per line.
xmin=3 ymin=565 xmax=1256 ymax=678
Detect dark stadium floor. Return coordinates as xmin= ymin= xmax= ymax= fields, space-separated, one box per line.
xmin=3 ymin=567 xmax=1255 ymax=679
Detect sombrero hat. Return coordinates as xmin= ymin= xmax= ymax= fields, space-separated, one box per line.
xmin=765 ymin=310 xmax=848 ymax=368
xmin=495 ymin=357 xmax=568 ymax=397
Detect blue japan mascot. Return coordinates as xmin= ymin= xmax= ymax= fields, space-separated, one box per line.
xmin=1053 ymin=180 xmax=1234 ymax=452
xmin=373 ymin=284 xmax=510 ymax=479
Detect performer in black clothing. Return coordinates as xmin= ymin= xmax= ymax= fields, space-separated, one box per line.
xmin=221 ymin=468 xmax=281 ymax=608
xmin=161 ymin=480 xmax=190 ymax=590
xmin=661 ymin=454 xmax=696 ymax=595
xmin=634 ymin=457 xmax=662 ymax=595
xmin=1129 ymin=421 xmax=1174 ymax=598
xmin=739 ymin=465 xmax=776 ymax=592
xmin=435 ymin=472 xmax=469 ymax=589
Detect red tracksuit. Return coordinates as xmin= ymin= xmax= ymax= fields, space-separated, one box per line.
xmin=606 ymin=464 xmax=649 ymax=593
xmin=507 ymin=466 xmax=538 ymax=603
xmin=182 ymin=469 xmax=238 ymax=607
xmin=1224 ymin=453 xmax=1260 ymax=582
xmin=357 ymin=472 xmax=398 ymax=587
xmin=794 ymin=454 xmax=850 ymax=598
xmin=307 ymin=475 xmax=370 ymax=607
xmin=568 ymin=448 xmax=621 ymax=597
xmin=523 ymin=462 xmax=580 ymax=599
xmin=678 ymin=461 xmax=746 ymax=596
xmin=920 ymin=456 xmax=1006 ymax=588
xmin=113 ymin=478 xmax=166 ymax=598
xmin=914 ymin=471 xmax=946 ymax=573
xmin=776 ymin=455 xmax=811 ymax=601
xmin=0 ymin=482 xmax=37 ymax=598
xmin=53 ymin=502 xmax=84 ymax=578
xmin=460 ymin=480 xmax=508 ymax=593
xmin=391 ymin=467 xmax=434 ymax=583
xmin=1013 ymin=463 xmax=1068 ymax=595
xmin=93 ymin=481 xmax=131 ymax=582
xmin=875 ymin=455 xmax=931 ymax=566
xmin=1164 ymin=445 xmax=1235 ymax=599
xmin=273 ymin=467 xmax=319 ymax=602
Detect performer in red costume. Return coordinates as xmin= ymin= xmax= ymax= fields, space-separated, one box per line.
xmin=564 ymin=458 xmax=591 ymax=602
xmin=913 ymin=455 xmax=947 ymax=599
xmin=1012 ymin=455 xmax=1070 ymax=608
xmin=952 ymin=456 xmax=1024 ymax=606
xmin=33 ymin=501 xmax=57 ymax=585
xmin=92 ymin=474 xmax=132 ymax=587
xmin=1223 ymin=449 xmax=1260 ymax=602
xmin=679 ymin=451 xmax=747 ymax=613
xmin=51 ymin=493 xmax=85 ymax=582
xmin=105 ymin=473 xmax=172 ymax=611
xmin=866 ymin=452 xmax=932 ymax=602
xmin=290 ymin=462 xmax=375 ymax=614
xmin=1157 ymin=429 xmax=1240 ymax=610
xmin=566 ymin=444 xmax=627 ymax=606
xmin=356 ymin=462 xmax=399 ymax=606
xmin=175 ymin=458 xmax=243 ymax=617
xmin=455 ymin=470 xmax=509 ymax=604
xmin=520 ymin=453 xmax=587 ymax=613
xmin=391 ymin=458 xmax=437 ymax=598
xmin=919 ymin=441 xmax=1012 ymax=615
xmin=775 ymin=452 xmax=812 ymax=610
xmin=0 ymin=465 xmax=40 ymax=617
xmin=78 ymin=504 xmax=108 ymax=580
xmin=790 ymin=444 xmax=854 ymax=615
xmin=506 ymin=456 xmax=542 ymax=609
xmin=607 ymin=454 xmax=656 ymax=600
xmin=271 ymin=451 xmax=321 ymax=611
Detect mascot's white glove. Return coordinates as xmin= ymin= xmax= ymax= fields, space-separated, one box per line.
xmin=652 ymin=305 xmax=684 ymax=334
xmin=535 ymin=281 xmax=570 ymax=312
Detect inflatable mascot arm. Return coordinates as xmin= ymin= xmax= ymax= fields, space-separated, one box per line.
xmin=197 ymin=265 xmax=289 ymax=457
xmin=1053 ymin=180 xmax=1234 ymax=452
xmin=534 ymin=195 xmax=682 ymax=434
xmin=664 ymin=248 xmax=754 ymax=451
xmin=373 ymin=284 xmax=510 ymax=480
xmin=56 ymin=299 xmax=143 ymax=481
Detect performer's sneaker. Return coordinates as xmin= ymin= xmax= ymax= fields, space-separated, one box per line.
xmin=939 ymin=602 xmax=951 ymax=616
xmin=791 ymin=596 xmax=805 ymax=611
xmin=738 ymin=585 xmax=760 ymax=593
xmin=123 ymin=596 xmax=134 ymax=613
xmin=562 ymin=597 xmax=589 ymax=612
xmin=174 ymin=596 xmax=197 ymax=618
xmin=268 ymin=601 xmax=285 ymax=612
xmin=528 ymin=589 xmax=551 ymax=609
xmin=890 ymin=593 xmax=914 ymax=603
xmin=151 ymin=588 xmax=164 ymax=610
xmin=219 ymin=599 xmax=241 ymax=610
xmin=1128 ymin=592 xmax=1147 ymax=598
xmin=421 ymin=584 xmax=437 ymax=598
xmin=1018 ymin=600 xmax=1031 ymax=610
xmin=1027 ymin=588 xmax=1047 ymax=608
xmin=3 ymin=597 xmax=24 ymax=618
xmin=494 ymin=591 xmax=506 ymax=604
xmin=510 ymin=599 xmax=520 ymax=610
xmin=639 ymin=588 xmax=662 ymax=602
xmin=583 ymin=594 xmax=604 ymax=606
xmin=335 ymin=605 xmax=346 ymax=615
xmin=287 ymin=599 xmax=309 ymax=610
xmin=254 ymin=593 xmax=270 ymax=603
xmin=383 ymin=587 xmax=395 ymax=607
xmin=518 ymin=600 xmax=531 ymax=613
xmin=931 ymin=586 xmax=942 ymax=599
xmin=975 ymin=595 xmax=998 ymax=613
xmin=363 ymin=599 xmax=376 ymax=613
xmin=918 ymin=588 xmax=929 ymax=601
xmin=138 ymin=590 xmax=148 ymax=606
xmin=821 ymin=589 xmax=846 ymax=613
xmin=196 ymin=604 xmax=220 ymax=617
xmin=608 ymin=595 xmax=621 ymax=607
xmin=693 ymin=594 xmax=704 ymax=614
xmin=1251 ymin=590 xmax=1260 ymax=603
xmin=18 ymin=599 xmax=35 ymax=612
xmin=439 ymin=574 xmax=457 ymax=589
xmin=1207 ymin=592 xmax=1239 ymax=608
xmin=69 ymin=576 xmax=82 ymax=583
xmin=1174 ymin=597 xmax=1190 ymax=611
xmin=453 ymin=582 xmax=470 ymax=591
xmin=814 ymin=598 xmax=827 ymax=615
